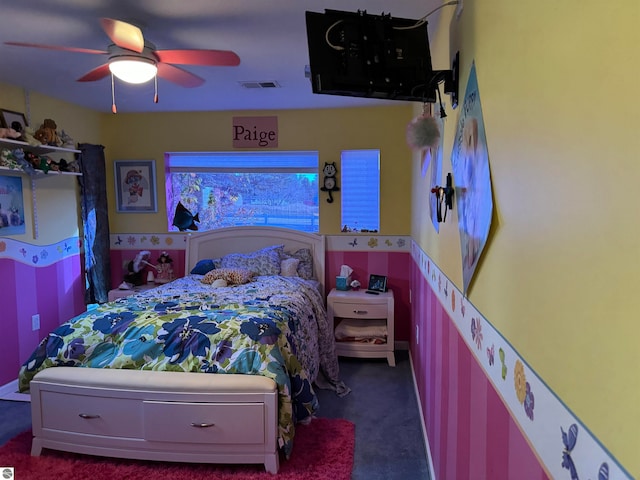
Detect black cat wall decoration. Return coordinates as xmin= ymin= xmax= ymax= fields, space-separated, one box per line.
xmin=320 ymin=162 xmax=339 ymax=203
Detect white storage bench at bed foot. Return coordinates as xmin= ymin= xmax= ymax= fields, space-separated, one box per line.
xmin=29 ymin=367 xmax=279 ymax=473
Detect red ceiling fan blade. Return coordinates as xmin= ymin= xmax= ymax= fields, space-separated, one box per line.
xmin=4 ymin=41 xmax=106 ymax=55
xmin=157 ymin=63 xmax=204 ymax=88
xmin=156 ymin=49 xmax=240 ymax=67
xmin=100 ymin=18 xmax=144 ymax=53
xmin=77 ymin=64 xmax=111 ymax=82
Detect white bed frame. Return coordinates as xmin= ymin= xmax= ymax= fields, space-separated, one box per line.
xmin=30 ymin=226 xmax=326 ymax=473
xmin=185 ymin=226 xmax=326 ymax=296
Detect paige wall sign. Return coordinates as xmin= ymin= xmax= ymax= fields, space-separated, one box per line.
xmin=232 ymin=116 xmax=278 ymax=148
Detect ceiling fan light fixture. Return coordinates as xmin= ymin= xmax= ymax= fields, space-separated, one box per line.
xmin=109 ymin=57 xmax=157 ymax=84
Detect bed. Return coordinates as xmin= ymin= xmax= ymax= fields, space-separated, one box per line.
xmin=19 ymin=226 xmax=346 ymax=473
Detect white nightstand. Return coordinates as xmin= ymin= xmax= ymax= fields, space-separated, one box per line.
xmin=327 ymin=288 xmax=395 ymax=367
xmin=107 ymin=284 xmax=156 ymax=302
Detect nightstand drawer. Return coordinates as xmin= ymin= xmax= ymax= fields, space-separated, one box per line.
xmin=331 ymin=302 xmax=389 ymax=319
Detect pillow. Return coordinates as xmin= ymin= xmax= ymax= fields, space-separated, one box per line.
xmin=220 ymin=244 xmax=284 ymax=276
xmin=201 ymin=268 xmax=253 ymax=285
xmin=284 ymin=248 xmax=313 ymax=279
xmin=280 ymin=257 xmax=300 ymax=277
xmin=190 ymin=259 xmax=217 ymax=275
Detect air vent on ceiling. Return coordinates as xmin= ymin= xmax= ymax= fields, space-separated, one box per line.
xmin=239 ymin=81 xmax=281 ymax=89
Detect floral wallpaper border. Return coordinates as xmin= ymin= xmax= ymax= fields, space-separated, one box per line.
xmin=110 ymin=233 xmax=189 ymax=250
xmin=0 ymin=236 xmax=80 ymax=266
xmin=326 ymin=235 xmax=410 ymax=252
xmin=411 ymin=241 xmax=632 ymax=480
xmin=111 ymin=233 xmax=411 ymax=253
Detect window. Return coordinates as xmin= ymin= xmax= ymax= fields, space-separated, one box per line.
xmin=341 ymin=150 xmax=380 ymax=232
xmin=166 ymin=151 xmax=319 ymax=232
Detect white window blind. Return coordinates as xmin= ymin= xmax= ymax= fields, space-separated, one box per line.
xmin=341 ymin=150 xmax=380 ymax=232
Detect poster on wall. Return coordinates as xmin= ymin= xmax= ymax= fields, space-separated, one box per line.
xmin=451 ymin=62 xmax=494 ymax=294
xmin=429 ymin=112 xmax=445 ymax=233
xmin=0 ymin=175 xmax=25 ymax=235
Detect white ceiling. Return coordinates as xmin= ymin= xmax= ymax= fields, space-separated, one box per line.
xmin=0 ymin=0 xmax=445 ymax=113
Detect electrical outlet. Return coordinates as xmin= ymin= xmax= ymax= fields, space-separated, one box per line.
xmin=32 ymin=314 xmax=40 ymax=331
xmin=416 ymin=324 xmax=419 ymax=345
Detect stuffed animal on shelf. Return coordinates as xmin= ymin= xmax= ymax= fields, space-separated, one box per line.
xmin=58 ymin=129 xmax=75 ymax=149
xmin=155 ymin=251 xmax=174 ymax=284
xmin=22 ymin=126 xmax=42 ymax=146
xmin=34 ymin=119 xmax=61 ymax=146
xmin=0 ymin=127 xmax=21 ymax=139
xmin=0 ymin=148 xmax=21 ymax=170
xmin=320 ymin=162 xmax=339 ymax=203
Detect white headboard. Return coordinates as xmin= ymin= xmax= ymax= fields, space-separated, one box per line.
xmin=185 ymin=226 xmax=326 ymax=296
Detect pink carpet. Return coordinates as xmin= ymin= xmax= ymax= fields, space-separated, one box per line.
xmin=0 ymin=418 xmax=354 ymax=480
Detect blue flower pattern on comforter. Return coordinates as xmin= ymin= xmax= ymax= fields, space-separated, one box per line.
xmin=18 ymin=275 xmax=338 ymax=457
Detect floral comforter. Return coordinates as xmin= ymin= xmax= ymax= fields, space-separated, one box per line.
xmin=18 ymin=275 xmax=342 ymax=457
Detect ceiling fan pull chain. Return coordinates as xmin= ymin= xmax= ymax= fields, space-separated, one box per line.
xmin=154 ymin=75 xmax=158 ymax=104
xmin=111 ymin=73 xmax=117 ymax=114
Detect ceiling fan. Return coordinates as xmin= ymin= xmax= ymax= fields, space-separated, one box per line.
xmin=4 ymin=18 xmax=240 ymax=89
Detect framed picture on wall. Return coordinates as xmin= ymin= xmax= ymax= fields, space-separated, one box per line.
xmin=0 ymin=175 xmax=26 ymax=235
xmin=0 ymin=109 xmax=28 ymax=131
xmin=114 ymin=160 xmax=157 ymax=213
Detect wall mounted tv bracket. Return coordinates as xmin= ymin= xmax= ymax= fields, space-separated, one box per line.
xmin=431 ymin=51 xmax=460 ymax=109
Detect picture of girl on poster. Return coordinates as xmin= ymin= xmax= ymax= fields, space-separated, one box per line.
xmin=124 ymin=169 xmax=149 ymax=205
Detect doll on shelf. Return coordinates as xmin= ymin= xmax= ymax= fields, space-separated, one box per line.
xmin=155 ymin=251 xmax=175 ymax=284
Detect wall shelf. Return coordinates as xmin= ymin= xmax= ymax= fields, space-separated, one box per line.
xmin=0 ymin=138 xmax=82 ymax=239
xmin=0 ymin=138 xmax=80 ymax=155
xmin=0 ymin=165 xmax=81 ymax=177
xmin=0 ymin=138 xmax=82 ymax=177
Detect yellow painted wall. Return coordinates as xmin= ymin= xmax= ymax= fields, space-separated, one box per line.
xmin=0 ymin=84 xmax=102 ymax=245
xmin=102 ymin=106 xmax=413 ymax=235
xmin=414 ymin=0 xmax=640 ymax=475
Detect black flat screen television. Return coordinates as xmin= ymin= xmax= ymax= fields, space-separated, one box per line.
xmin=305 ymin=9 xmax=436 ymax=102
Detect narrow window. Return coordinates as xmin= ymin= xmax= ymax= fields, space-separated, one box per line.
xmin=340 ymin=150 xmax=380 ymax=232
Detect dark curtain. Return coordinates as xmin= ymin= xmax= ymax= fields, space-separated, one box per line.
xmin=77 ymin=143 xmax=111 ymax=304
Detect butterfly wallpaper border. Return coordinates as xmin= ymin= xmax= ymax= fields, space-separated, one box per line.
xmin=110 ymin=233 xmax=188 ymax=250
xmin=0 ymin=236 xmax=80 ymax=266
xmin=412 ymin=241 xmax=632 ymax=480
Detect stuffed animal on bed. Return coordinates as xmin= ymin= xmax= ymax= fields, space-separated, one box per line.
xmin=202 ymin=268 xmax=253 ymax=285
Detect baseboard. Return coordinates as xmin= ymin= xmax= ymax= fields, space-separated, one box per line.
xmin=409 ymin=352 xmax=436 ymax=480
xmin=0 ymin=379 xmax=30 ymax=402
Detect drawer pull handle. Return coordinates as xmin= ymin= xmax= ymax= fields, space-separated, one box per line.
xmin=191 ymin=422 xmax=215 ymax=428
xmin=78 ymin=413 xmax=101 ymax=419
xmin=353 ymin=310 xmax=368 ymax=314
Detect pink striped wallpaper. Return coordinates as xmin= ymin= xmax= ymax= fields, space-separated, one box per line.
xmin=411 ymin=259 xmax=549 ymax=479
xmin=0 ymin=252 xmax=84 ymax=386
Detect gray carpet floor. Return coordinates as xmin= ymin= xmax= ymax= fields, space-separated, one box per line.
xmin=0 ymin=350 xmax=429 ymax=479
